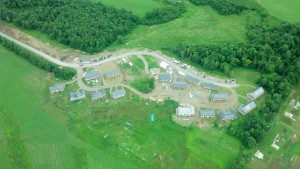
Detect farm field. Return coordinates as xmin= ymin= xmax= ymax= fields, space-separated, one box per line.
xmin=256 ymin=0 xmax=300 ymax=23
xmin=0 ymin=45 xmax=242 ymax=168
xmin=91 ymin=0 xmax=162 ymax=17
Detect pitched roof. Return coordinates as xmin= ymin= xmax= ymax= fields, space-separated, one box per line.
xmin=172 ymin=81 xmax=187 ymax=89
xmin=49 ymin=84 xmax=65 ymax=93
xmin=158 ymin=73 xmax=172 ymax=82
xmin=203 ymin=82 xmax=220 ymax=90
xmin=111 ymin=88 xmax=126 ymax=99
xmin=159 ymin=61 xmax=169 ymax=69
xmin=70 ymin=89 xmax=86 ymax=101
xmin=219 ymin=111 xmax=237 ymax=121
xmin=186 ymin=75 xmax=201 ymax=85
xmin=103 ymin=69 xmax=120 ymax=78
xmin=176 ymin=106 xmax=195 ymax=116
xmin=210 ymin=93 xmax=228 ymax=100
xmin=80 ymin=58 xmax=93 ymax=63
xmin=200 ymin=109 xmax=216 ymax=116
xmin=84 ymin=71 xmax=99 ymax=80
xmin=91 ymin=89 xmax=106 ymax=100
xmin=248 ymin=87 xmax=264 ymax=100
xmin=238 ymin=101 xmax=257 ymax=115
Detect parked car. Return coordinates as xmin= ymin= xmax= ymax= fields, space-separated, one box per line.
xmin=60 ymin=57 xmax=66 ymax=62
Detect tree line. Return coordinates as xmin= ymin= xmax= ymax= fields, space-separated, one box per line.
xmin=0 ymin=36 xmax=77 ymax=80
xmin=189 ymin=0 xmax=248 ymax=15
xmin=0 ymin=0 xmax=139 ymax=53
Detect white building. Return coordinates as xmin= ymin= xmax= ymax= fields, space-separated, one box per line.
xmin=176 ymin=106 xmax=195 ymax=117
xmin=247 ymin=87 xmax=265 ymax=100
xmin=160 ymin=61 xmax=169 ymax=70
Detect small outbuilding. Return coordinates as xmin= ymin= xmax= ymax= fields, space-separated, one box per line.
xmin=158 ymin=73 xmax=172 ymax=82
xmin=103 ymin=69 xmax=121 ymax=79
xmin=84 ymin=71 xmax=100 ymax=81
xmin=219 ymin=111 xmax=238 ymax=122
xmin=209 ymin=93 xmax=229 ymax=102
xmin=49 ymin=84 xmax=65 ymax=94
xmin=111 ymin=88 xmax=126 ymax=99
xmin=200 ymin=109 xmax=216 ymax=118
xmin=203 ymin=82 xmax=220 ymax=91
xmin=186 ymin=75 xmax=201 ymax=85
xmin=70 ymin=89 xmax=86 ymax=101
xmin=80 ymin=58 xmax=93 ymax=64
xmin=91 ymin=89 xmax=106 ymax=100
xmin=159 ymin=61 xmax=169 ymax=70
xmin=238 ymin=101 xmax=257 ymax=115
xmin=247 ymin=87 xmax=264 ymax=100
xmin=172 ymin=81 xmax=187 ymax=90
xmin=176 ymin=106 xmax=195 ymax=117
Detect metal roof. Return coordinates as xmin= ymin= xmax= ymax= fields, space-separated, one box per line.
xmin=219 ymin=111 xmax=237 ymax=121
xmin=159 ymin=61 xmax=169 ymax=69
xmin=80 ymin=58 xmax=93 ymax=63
xmin=210 ymin=93 xmax=228 ymax=100
xmin=238 ymin=101 xmax=257 ymax=115
xmin=91 ymin=89 xmax=106 ymax=100
xmin=203 ymin=82 xmax=219 ymax=90
xmin=172 ymin=81 xmax=187 ymax=89
xmin=84 ymin=71 xmax=99 ymax=80
xmin=248 ymin=87 xmax=264 ymax=100
xmin=200 ymin=109 xmax=216 ymax=116
xmin=158 ymin=73 xmax=172 ymax=82
xmin=176 ymin=106 xmax=195 ymax=116
xmin=111 ymin=88 xmax=126 ymax=99
xmin=49 ymin=84 xmax=65 ymax=93
xmin=70 ymin=89 xmax=86 ymax=101
xmin=103 ymin=69 xmax=120 ymax=78
xmin=186 ymin=75 xmax=201 ymax=85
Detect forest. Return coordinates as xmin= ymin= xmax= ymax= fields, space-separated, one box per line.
xmin=0 ymin=36 xmax=77 ymax=80
xmin=0 ymin=0 xmax=139 ymax=53
xmin=189 ymin=0 xmax=248 ymax=15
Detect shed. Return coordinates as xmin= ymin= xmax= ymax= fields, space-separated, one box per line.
xmin=200 ymin=109 xmax=216 ymax=118
xmin=103 ymin=69 xmax=121 ymax=79
xmin=160 ymin=61 xmax=169 ymax=70
xmin=176 ymin=106 xmax=195 ymax=117
xmin=158 ymin=73 xmax=172 ymax=82
xmin=111 ymin=88 xmax=126 ymax=99
xmin=203 ymin=82 xmax=220 ymax=91
xmin=49 ymin=84 xmax=65 ymax=94
xmin=70 ymin=89 xmax=86 ymax=101
xmin=210 ymin=93 xmax=229 ymax=102
xmin=80 ymin=58 xmax=93 ymax=64
xmin=186 ymin=75 xmax=201 ymax=85
xmin=247 ymin=87 xmax=264 ymax=100
xmin=84 ymin=71 xmax=100 ymax=81
xmin=238 ymin=101 xmax=257 ymax=115
xmin=219 ymin=111 xmax=238 ymax=121
xmin=91 ymin=89 xmax=106 ymax=100
xmin=172 ymin=81 xmax=187 ymax=90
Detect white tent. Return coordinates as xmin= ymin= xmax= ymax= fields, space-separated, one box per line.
xmin=160 ymin=61 xmax=169 ymax=70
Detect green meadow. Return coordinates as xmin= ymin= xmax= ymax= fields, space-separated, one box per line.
xmin=0 ymin=44 xmax=242 ymax=168
xmin=256 ymin=0 xmax=300 ymax=23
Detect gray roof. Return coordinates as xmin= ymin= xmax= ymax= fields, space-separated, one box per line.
xmin=247 ymin=87 xmax=264 ymax=100
xmin=103 ymin=69 xmax=120 ymax=78
xmin=238 ymin=101 xmax=257 ymax=115
xmin=176 ymin=106 xmax=195 ymax=116
xmin=84 ymin=71 xmax=99 ymax=80
xmin=91 ymin=89 xmax=106 ymax=100
xmin=210 ymin=93 xmax=228 ymax=100
xmin=111 ymin=88 xmax=126 ymax=99
xmin=80 ymin=58 xmax=93 ymax=63
xmin=219 ymin=111 xmax=237 ymax=121
xmin=186 ymin=75 xmax=201 ymax=85
xmin=49 ymin=84 xmax=65 ymax=93
xmin=172 ymin=81 xmax=187 ymax=89
xmin=204 ymin=82 xmax=220 ymax=90
xmin=70 ymin=89 xmax=86 ymax=101
xmin=200 ymin=109 xmax=216 ymax=116
xmin=158 ymin=73 xmax=172 ymax=82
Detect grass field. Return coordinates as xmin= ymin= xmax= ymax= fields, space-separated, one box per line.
xmin=0 ymin=45 xmax=243 ymax=168
xmin=256 ymin=0 xmax=300 ymax=23
xmin=91 ymin=0 xmax=162 ymax=17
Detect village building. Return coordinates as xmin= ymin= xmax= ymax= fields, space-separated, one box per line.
xmin=159 ymin=61 xmax=169 ymax=70
xmin=203 ymin=82 xmax=220 ymax=91
xmin=158 ymin=73 xmax=172 ymax=82
xmin=200 ymin=109 xmax=216 ymax=118
xmin=209 ymin=93 xmax=229 ymax=102
xmin=70 ymin=89 xmax=86 ymax=101
xmin=219 ymin=111 xmax=238 ymax=122
xmin=186 ymin=75 xmax=201 ymax=85
xmin=111 ymin=88 xmax=126 ymax=99
xmin=49 ymin=84 xmax=65 ymax=94
xmin=91 ymin=89 xmax=106 ymax=100
xmin=176 ymin=106 xmax=195 ymax=117
xmin=103 ymin=69 xmax=121 ymax=79
xmin=172 ymin=81 xmax=187 ymax=90
xmin=80 ymin=58 xmax=93 ymax=64
xmin=238 ymin=101 xmax=257 ymax=115
xmin=247 ymin=87 xmax=264 ymax=100
xmin=84 ymin=71 xmax=100 ymax=81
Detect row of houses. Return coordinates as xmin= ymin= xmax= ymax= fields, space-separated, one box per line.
xmin=83 ymin=69 xmax=120 ymax=81
xmin=176 ymin=106 xmax=237 ymax=122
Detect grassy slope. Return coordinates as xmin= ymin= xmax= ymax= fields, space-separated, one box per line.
xmin=256 ymin=0 xmax=300 ymax=23
xmin=90 ymin=0 xmax=162 ymax=17
xmin=0 ymin=45 xmax=242 ymax=168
